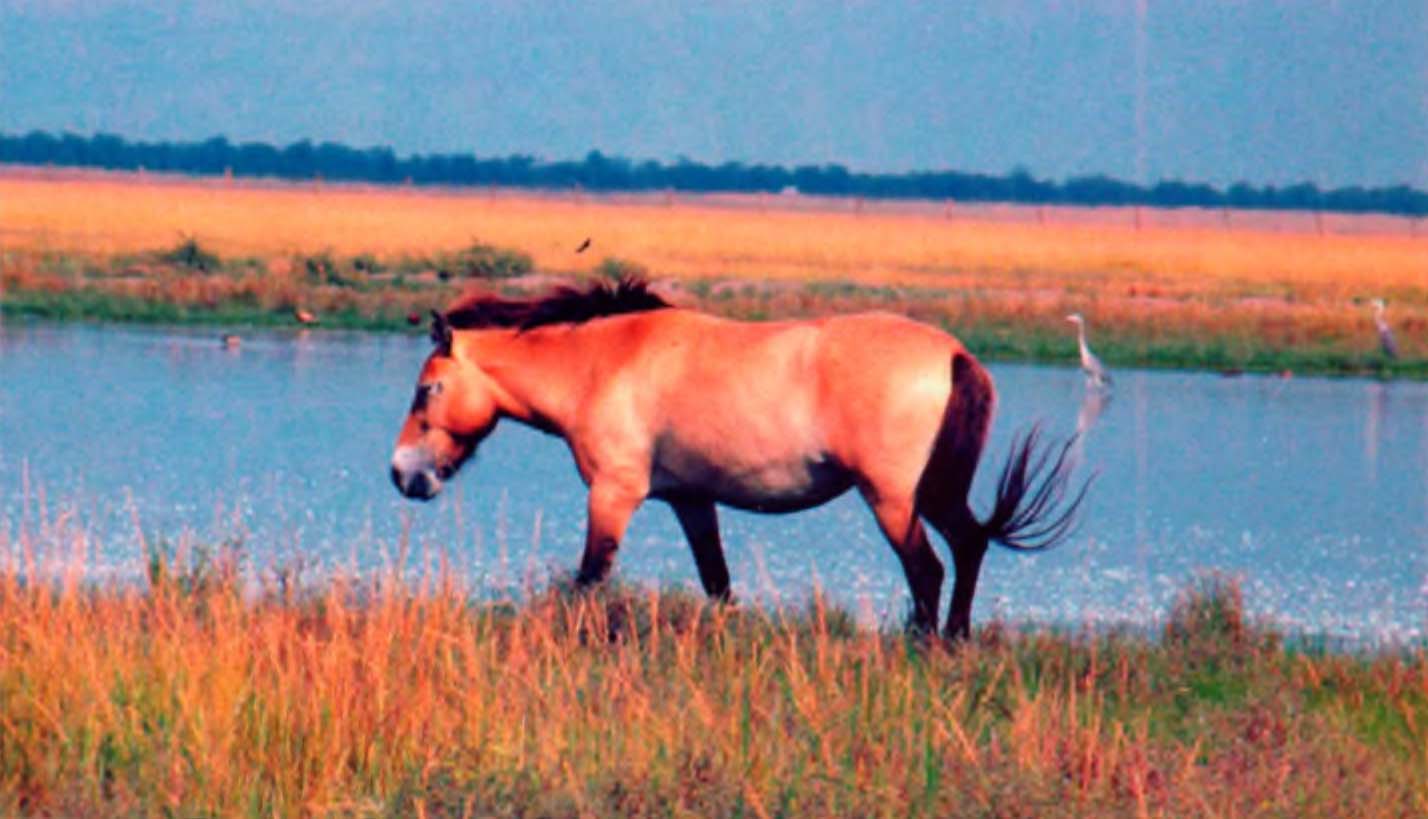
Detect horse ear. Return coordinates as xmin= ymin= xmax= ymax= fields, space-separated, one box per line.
xmin=430 ymin=310 xmax=453 ymax=355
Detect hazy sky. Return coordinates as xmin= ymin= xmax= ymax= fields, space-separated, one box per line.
xmin=3 ymin=1 xmax=1425 ymax=187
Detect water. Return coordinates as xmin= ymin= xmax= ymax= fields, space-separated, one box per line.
xmin=2 ymin=322 xmax=1426 ymax=642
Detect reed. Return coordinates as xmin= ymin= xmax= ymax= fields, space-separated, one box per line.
xmin=0 ymin=525 xmax=1424 ymax=817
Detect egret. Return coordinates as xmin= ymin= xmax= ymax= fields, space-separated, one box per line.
xmin=1370 ymin=298 xmax=1399 ymax=360
xmin=1066 ymin=313 xmax=1111 ymax=389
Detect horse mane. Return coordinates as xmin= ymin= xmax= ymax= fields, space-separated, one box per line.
xmin=442 ymin=277 xmax=673 ymax=332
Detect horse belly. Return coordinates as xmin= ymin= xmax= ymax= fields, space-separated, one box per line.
xmin=649 ymin=444 xmax=853 ymax=513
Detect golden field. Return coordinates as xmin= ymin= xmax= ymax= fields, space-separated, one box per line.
xmin=3 ymin=169 xmax=1424 ymax=294
xmin=2 ymin=167 xmax=1426 ymax=370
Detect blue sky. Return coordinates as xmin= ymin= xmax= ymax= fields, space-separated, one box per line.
xmin=3 ymin=1 xmax=1425 ymax=187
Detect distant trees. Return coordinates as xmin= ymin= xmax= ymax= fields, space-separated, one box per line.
xmin=2 ymin=129 xmax=1424 ymax=216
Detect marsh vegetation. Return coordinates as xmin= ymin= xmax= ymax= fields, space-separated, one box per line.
xmin=2 ymin=171 xmax=1425 ymax=376
xmin=0 ymin=541 xmax=1424 ymax=818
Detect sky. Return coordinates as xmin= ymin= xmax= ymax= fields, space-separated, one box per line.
xmin=2 ymin=0 xmax=1425 ymax=188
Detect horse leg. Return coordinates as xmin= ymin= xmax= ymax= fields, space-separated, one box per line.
xmin=575 ymin=483 xmax=644 ymax=586
xmin=916 ymin=351 xmax=995 ymax=641
xmin=924 ymin=505 xmax=988 ymax=641
xmin=670 ymin=499 xmax=732 ymax=601
xmin=861 ymin=490 xmax=945 ymax=635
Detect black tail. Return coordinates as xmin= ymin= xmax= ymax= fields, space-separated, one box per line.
xmin=981 ymin=423 xmax=1092 ymax=551
xmin=921 ymin=353 xmax=1092 ymax=553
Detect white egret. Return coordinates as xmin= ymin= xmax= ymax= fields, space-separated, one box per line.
xmin=1370 ymin=298 xmax=1399 ymax=360
xmin=1066 ymin=313 xmax=1111 ymax=389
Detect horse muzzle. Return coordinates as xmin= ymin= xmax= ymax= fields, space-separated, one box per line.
xmin=390 ymin=446 xmax=444 ymax=501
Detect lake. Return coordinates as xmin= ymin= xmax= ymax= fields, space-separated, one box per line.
xmin=2 ymin=321 xmax=1425 ymax=642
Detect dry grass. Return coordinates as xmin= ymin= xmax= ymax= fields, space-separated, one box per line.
xmin=0 ymin=520 xmax=1425 ymax=817
xmin=3 ymin=171 xmax=1424 ymax=298
xmin=3 ymin=169 xmax=1427 ymax=370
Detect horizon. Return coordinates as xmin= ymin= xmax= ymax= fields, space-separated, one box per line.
xmin=10 ymin=127 xmax=1428 ymax=203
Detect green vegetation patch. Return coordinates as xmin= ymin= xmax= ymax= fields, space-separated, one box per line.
xmin=155 ymin=235 xmax=222 ymax=273
xmin=6 ymin=248 xmax=1428 ymax=379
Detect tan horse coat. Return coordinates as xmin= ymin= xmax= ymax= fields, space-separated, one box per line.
xmin=392 ymin=289 xmax=1082 ymax=639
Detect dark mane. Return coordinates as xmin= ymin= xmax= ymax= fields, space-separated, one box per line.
xmin=442 ymin=277 xmax=672 ymax=331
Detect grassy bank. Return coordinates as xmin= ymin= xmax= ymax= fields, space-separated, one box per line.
xmin=5 ymin=170 xmax=1427 ymax=377
xmin=0 ymin=545 xmax=1424 ymax=817
xmin=3 ymin=240 xmax=1423 ymax=378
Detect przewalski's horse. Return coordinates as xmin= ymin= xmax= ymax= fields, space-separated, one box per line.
xmin=390 ymin=279 xmax=1087 ymax=639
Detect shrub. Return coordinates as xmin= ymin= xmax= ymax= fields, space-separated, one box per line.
xmin=351 ymin=253 xmax=384 ymax=275
xmin=299 ymin=249 xmax=359 ymax=286
xmin=1164 ymin=570 xmax=1252 ymax=662
xmin=451 ymin=242 xmax=533 ymax=279
xmin=596 ymin=256 xmax=648 ymax=281
xmin=157 ymin=236 xmax=221 ymax=273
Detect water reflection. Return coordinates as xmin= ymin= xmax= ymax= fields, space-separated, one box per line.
xmin=1131 ymin=375 xmax=1151 ymax=620
xmin=1365 ymin=381 xmax=1386 ymax=485
xmin=1069 ymin=386 xmax=1112 ymax=472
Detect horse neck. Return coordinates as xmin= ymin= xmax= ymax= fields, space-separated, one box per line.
xmin=464 ymin=326 xmax=593 ymax=435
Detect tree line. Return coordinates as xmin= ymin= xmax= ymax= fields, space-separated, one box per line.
xmin=3 ymin=130 xmax=1425 ymax=217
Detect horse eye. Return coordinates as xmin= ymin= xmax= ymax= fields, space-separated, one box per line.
xmin=411 ymin=381 xmax=441 ymax=413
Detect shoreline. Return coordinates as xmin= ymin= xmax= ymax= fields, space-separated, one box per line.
xmin=2 ymin=276 xmax=1419 ymax=380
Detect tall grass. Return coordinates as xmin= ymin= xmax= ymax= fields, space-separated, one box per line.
xmin=0 ymin=528 xmax=1424 ymax=816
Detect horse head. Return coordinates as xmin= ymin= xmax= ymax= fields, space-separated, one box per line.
xmin=389 ymin=311 xmax=501 ymax=500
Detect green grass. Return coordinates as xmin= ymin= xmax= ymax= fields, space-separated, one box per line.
xmin=0 ymin=287 xmax=415 ymax=332
xmin=944 ymin=317 xmax=1425 ymax=378
xmin=4 ymin=245 xmax=1425 ymax=378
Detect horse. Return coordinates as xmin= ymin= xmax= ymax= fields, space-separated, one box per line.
xmin=389 ymin=278 xmax=1087 ymax=639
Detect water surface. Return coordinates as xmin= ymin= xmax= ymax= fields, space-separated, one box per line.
xmin=2 ymin=322 xmax=1425 ymax=641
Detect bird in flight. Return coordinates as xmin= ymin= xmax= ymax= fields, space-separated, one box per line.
xmin=575 ymin=237 xmax=592 ymax=253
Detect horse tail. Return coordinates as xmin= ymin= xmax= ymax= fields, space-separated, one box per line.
xmin=918 ymin=352 xmax=996 ymax=512
xmin=981 ymin=420 xmax=1091 ymax=550
xmin=926 ymin=353 xmax=1090 ymax=552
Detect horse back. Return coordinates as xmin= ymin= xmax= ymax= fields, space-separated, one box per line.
xmin=805 ymin=312 xmax=973 ymax=486
xmin=617 ymin=310 xmax=974 ymax=500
